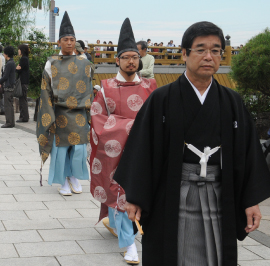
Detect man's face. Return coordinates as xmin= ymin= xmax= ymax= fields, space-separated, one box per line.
xmin=58 ymin=36 xmax=76 ymax=55
xmin=170 ymin=40 xmax=173 ymax=44
xmin=137 ymin=44 xmax=146 ymax=57
xmin=116 ymin=51 xmax=140 ymax=76
xmin=182 ymin=35 xmax=222 ymax=80
xmin=3 ymin=53 xmax=8 ymax=60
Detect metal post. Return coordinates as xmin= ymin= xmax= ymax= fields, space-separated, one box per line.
xmin=49 ymin=0 xmax=56 ymax=42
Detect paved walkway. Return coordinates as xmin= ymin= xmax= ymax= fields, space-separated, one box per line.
xmin=0 ymin=107 xmax=269 ymax=266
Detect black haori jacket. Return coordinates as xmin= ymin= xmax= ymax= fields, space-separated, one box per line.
xmin=114 ymin=75 xmax=270 ymax=266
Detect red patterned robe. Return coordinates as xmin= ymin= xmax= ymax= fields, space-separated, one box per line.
xmin=90 ymin=74 xmax=157 ymax=220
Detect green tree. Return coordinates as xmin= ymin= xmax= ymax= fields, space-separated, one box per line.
xmin=27 ymin=28 xmax=56 ymax=98
xmin=0 ymin=0 xmax=50 ymax=45
xmin=230 ymin=28 xmax=270 ymax=117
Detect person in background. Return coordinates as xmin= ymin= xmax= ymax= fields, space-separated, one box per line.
xmin=167 ymin=40 xmax=175 ymax=59
xmin=136 ymin=41 xmax=155 ymax=79
xmin=102 ymin=41 xmax=107 ymax=61
xmin=95 ymin=40 xmax=101 ymax=58
xmin=74 ymin=42 xmax=87 ymax=59
xmin=107 ymin=41 xmax=114 ymax=51
xmin=146 ymin=39 xmax=152 ymax=52
xmin=0 ymin=46 xmax=16 ymax=128
xmin=16 ymin=44 xmax=30 ymax=123
xmin=152 ymin=43 xmax=159 ymax=59
xmin=0 ymin=45 xmax=5 ymax=115
xmin=77 ymin=40 xmax=92 ymax=61
xmin=93 ymin=84 xmax=100 ymax=97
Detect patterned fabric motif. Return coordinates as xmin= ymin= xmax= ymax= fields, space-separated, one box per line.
xmin=89 ymin=77 xmax=157 ymax=215
xmin=36 ymin=55 xmax=93 ymax=163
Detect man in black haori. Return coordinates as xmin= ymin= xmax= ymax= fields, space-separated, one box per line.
xmin=114 ymin=21 xmax=270 ymax=266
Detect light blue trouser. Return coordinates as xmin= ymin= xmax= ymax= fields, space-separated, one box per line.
xmin=108 ymin=207 xmax=136 ymax=248
xmin=48 ymin=138 xmax=89 ymax=185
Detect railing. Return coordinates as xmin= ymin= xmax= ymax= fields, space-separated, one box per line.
xmin=18 ymin=41 xmax=239 ymax=66
xmin=86 ymin=44 xmax=235 ymax=66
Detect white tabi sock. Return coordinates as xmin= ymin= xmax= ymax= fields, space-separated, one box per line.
xmin=124 ymin=242 xmax=138 ymax=261
xmin=68 ymin=176 xmax=82 ymax=192
xmin=60 ymin=178 xmax=71 ymax=193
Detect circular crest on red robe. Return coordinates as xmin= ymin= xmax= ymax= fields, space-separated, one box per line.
xmin=106 ymin=98 xmax=116 ymax=113
xmin=94 ymin=186 xmax=107 ymax=203
xmin=104 ymin=116 xmax=116 ymax=130
xmin=104 ymin=140 xmax=122 ymax=158
xmin=91 ymin=102 xmax=102 ymax=116
xmin=126 ymin=120 xmax=134 ymax=135
xmin=127 ymin=94 xmax=143 ymax=111
xmin=91 ymin=128 xmax=98 ymax=145
xmin=141 ymin=78 xmax=151 ymax=88
xmin=109 ymin=168 xmax=118 ymax=184
xmin=107 ymin=78 xmax=118 ymax=89
xmin=92 ymin=158 xmax=102 ymax=174
xmin=118 ymin=194 xmax=126 ymax=211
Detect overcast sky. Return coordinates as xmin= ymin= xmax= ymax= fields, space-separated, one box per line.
xmin=33 ymin=0 xmax=270 ymax=47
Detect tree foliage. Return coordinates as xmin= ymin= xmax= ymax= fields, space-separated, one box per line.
xmin=27 ymin=28 xmax=56 ymax=98
xmin=0 ymin=0 xmax=50 ymax=44
xmin=230 ymin=28 xmax=270 ymax=117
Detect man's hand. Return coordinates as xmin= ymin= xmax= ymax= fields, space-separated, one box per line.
xmin=245 ymin=204 xmax=262 ymax=233
xmin=16 ymin=65 xmax=21 ymax=70
xmin=125 ymin=202 xmax=142 ymax=222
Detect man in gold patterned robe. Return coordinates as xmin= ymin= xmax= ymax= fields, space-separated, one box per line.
xmin=36 ymin=11 xmax=93 ymax=195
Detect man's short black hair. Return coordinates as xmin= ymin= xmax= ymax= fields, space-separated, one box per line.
xmin=4 ymin=46 xmax=15 ymax=58
xmin=136 ymin=41 xmax=148 ymax=50
xmin=147 ymin=39 xmax=151 ymax=42
xmin=181 ymin=21 xmax=225 ymax=56
xmin=0 ymin=45 xmax=2 ymax=53
xmin=77 ymin=40 xmax=85 ymax=50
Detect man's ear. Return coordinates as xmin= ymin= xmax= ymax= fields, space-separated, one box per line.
xmin=57 ymin=40 xmax=61 ymax=48
xmin=182 ymin=48 xmax=187 ymax=62
xmin=116 ymin=57 xmax=120 ymax=66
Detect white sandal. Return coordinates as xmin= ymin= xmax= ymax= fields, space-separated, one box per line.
xmin=124 ymin=251 xmax=140 ymax=265
xmin=58 ymin=187 xmax=72 ymax=196
xmin=67 ymin=177 xmax=82 ymax=194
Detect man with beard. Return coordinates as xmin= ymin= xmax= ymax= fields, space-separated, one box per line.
xmin=113 ymin=21 xmax=270 ymax=266
xmin=89 ymin=18 xmax=157 ymax=265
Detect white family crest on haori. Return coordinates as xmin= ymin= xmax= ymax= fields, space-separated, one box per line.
xmin=106 ymin=98 xmax=116 ymax=113
xmin=126 ymin=120 xmax=134 ymax=135
xmin=117 ymin=194 xmax=126 ymax=210
xmin=104 ymin=140 xmax=122 ymax=158
xmin=186 ymin=143 xmax=220 ymax=177
xmin=91 ymin=102 xmax=103 ymax=116
xmin=92 ymin=158 xmax=102 ymax=174
xmin=104 ymin=116 xmax=117 ymax=130
xmin=92 ymin=128 xmax=98 ymax=145
xmin=94 ymin=186 xmax=107 ymax=203
xmin=110 ymin=168 xmax=118 ymax=184
xmin=127 ymin=94 xmax=143 ymax=111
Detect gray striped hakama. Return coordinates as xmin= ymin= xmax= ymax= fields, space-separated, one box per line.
xmin=178 ymin=163 xmax=222 ymax=266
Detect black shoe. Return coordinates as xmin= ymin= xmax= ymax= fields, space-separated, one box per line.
xmin=16 ymin=119 xmax=28 ymax=123
xmin=0 ymin=112 xmax=5 ymax=115
xmin=1 ymin=124 xmax=14 ymax=128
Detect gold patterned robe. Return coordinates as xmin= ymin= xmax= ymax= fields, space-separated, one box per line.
xmin=36 ymin=55 xmax=93 ymax=163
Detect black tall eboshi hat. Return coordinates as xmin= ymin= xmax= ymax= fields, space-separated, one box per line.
xmin=117 ymin=18 xmax=139 ymax=57
xmin=59 ymin=11 xmax=75 ymax=40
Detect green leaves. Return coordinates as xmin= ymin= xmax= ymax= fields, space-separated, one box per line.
xmin=230 ymin=28 xmax=270 ymax=117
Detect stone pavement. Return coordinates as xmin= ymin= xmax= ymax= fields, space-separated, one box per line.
xmin=0 ymin=107 xmax=269 ymax=266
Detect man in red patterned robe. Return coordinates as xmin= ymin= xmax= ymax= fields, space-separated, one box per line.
xmin=89 ymin=18 xmax=157 ymax=265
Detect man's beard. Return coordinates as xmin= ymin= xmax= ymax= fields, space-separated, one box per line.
xmin=120 ymin=65 xmax=138 ymax=76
